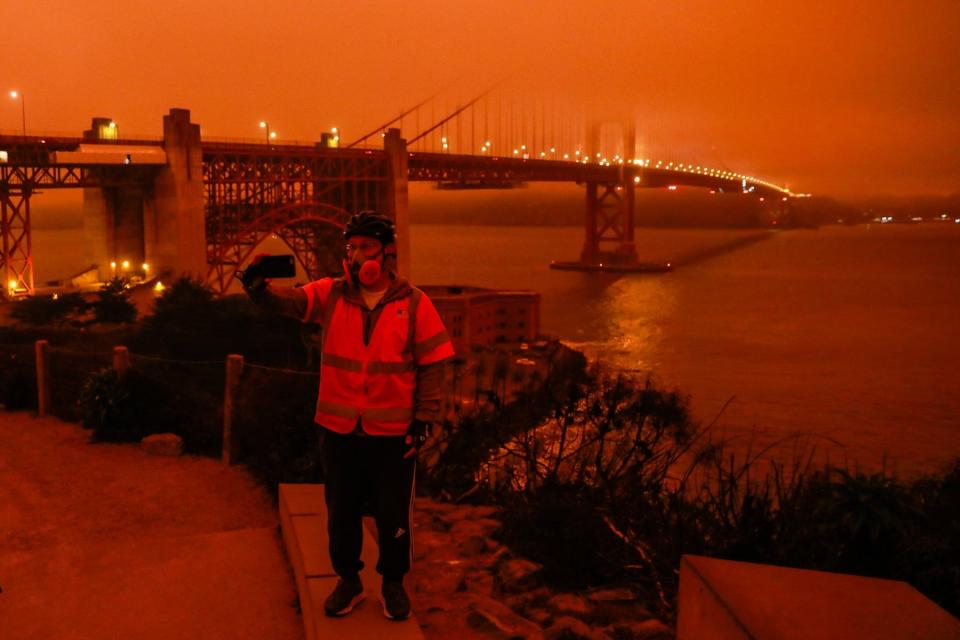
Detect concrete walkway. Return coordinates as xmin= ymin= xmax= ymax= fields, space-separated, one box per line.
xmin=0 ymin=411 xmax=304 ymax=640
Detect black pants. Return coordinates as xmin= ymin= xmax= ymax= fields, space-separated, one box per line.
xmin=321 ymin=429 xmax=417 ymax=582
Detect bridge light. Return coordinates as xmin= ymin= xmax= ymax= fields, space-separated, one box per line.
xmin=441 ymin=136 xmax=447 ymax=143
xmin=485 ymin=140 xmax=491 ymax=147
xmin=259 ymin=121 xmax=267 ymax=128
xmin=154 ymin=281 xmax=165 ymax=293
xmin=9 ymin=91 xmax=17 ymax=99
xmin=122 ymin=260 xmax=130 ymax=270
xmin=270 ymin=131 xmax=277 ymax=139
xmin=142 ymin=263 xmax=150 ymax=272
xmin=513 ymin=149 xmax=519 ymax=155
xmin=574 ymin=150 xmax=580 ymax=156
xmin=332 ymin=127 xmax=338 ymax=133
xmin=8 ymin=279 xmax=17 ymax=291
xmin=563 ymin=153 xmax=569 ymax=159
xmin=668 ymin=185 xmax=677 ymax=190
xmin=634 ymin=176 xmax=641 ymax=183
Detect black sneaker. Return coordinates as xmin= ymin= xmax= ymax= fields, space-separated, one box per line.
xmin=380 ymin=579 xmax=411 ymax=620
xmin=324 ymin=576 xmax=365 ymax=617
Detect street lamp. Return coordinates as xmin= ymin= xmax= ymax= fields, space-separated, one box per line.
xmin=9 ymin=90 xmax=25 ymax=138
xmin=259 ymin=121 xmax=276 ymax=144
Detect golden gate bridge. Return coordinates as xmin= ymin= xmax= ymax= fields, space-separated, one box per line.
xmin=1 ymin=87 xmax=796 ymax=296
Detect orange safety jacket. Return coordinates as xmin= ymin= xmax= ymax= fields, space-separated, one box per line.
xmin=300 ymin=277 xmax=455 ymax=436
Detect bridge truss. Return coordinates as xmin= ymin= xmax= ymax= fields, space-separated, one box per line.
xmin=202 ymin=144 xmax=391 ymax=294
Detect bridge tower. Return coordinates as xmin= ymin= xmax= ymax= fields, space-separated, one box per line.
xmin=0 ymin=186 xmax=32 ymax=296
xmin=81 ymin=110 xmax=206 ymax=282
xmin=579 ymin=120 xmax=638 ymax=267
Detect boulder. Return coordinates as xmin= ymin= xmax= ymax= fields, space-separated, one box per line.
xmin=438 ymin=506 xmax=475 ymax=526
xmin=450 ymin=517 xmax=502 ymax=555
xmin=526 ymin=607 xmax=553 ymax=626
xmin=413 ymin=560 xmax=467 ymax=595
xmin=497 ymin=558 xmax=543 ymax=593
xmin=464 ymin=570 xmax=495 ymax=597
xmin=546 ymin=593 xmax=592 ymax=616
xmin=606 ymin=619 xmax=672 ymax=639
xmin=140 ymin=433 xmax=183 ymax=456
xmin=545 ymin=616 xmax=611 ymax=640
xmin=467 ymin=595 xmax=545 ymax=639
xmin=586 ymin=588 xmax=637 ymax=603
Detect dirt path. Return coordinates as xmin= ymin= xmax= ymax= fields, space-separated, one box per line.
xmin=0 ymin=411 xmax=304 ymax=640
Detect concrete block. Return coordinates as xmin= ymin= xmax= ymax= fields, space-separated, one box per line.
xmin=279 ymin=482 xmax=326 ymax=519
xmin=278 ymin=483 xmax=424 ymax=639
xmin=677 ymin=555 xmax=960 ymax=640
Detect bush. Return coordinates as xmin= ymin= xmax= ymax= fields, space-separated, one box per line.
xmin=78 ymin=367 xmax=179 ymax=442
xmin=79 ymin=368 xmax=139 ymax=441
xmin=132 ymin=276 xmax=308 ymax=367
xmin=232 ymin=367 xmax=323 ymax=487
xmin=0 ymin=349 xmax=37 ymax=410
xmin=9 ymin=292 xmax=86 ymax=326
xmin=422 ymin=355 xmax=960 ymax=619
xmin=91 ymin=277 xmax=137 ymax=324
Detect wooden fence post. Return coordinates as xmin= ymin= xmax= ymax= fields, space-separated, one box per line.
xmin=113 ymin=346 xmax=130 ymax=377
xmin=34 ymin=340 xmax=50 ymax=417
xmin=222 ymin=354 xmax=244 ymax=465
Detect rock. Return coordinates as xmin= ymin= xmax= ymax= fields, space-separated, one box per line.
xmin=414 ymin=560 xmax=467 ymax=595
xmin=450 ymin=517 xmax=502 ymax=555
xmin=140 ymin=433 xmax=183 ymax=456
xmin=545 ymin=616 xmax=611 ymax=640
xmin=414 ymin=529 xmax=457 ymax=561
xmin=526 ymin=607 xmax=553 ymax=626
xmin=467 ymin=595 xmax=545 ymax=639
xmin=468 ymin=505 xmax=501 ymax=519
xmin=586 ymin=588 xmax=637 ymax=603
xmin=546 ymin=593 xmax=592 ymax=616
xmin=607 ymin=619 xmax=672 ymax=640
xmin=464 ymin=570 xmax=495 ymax=597
xmin=415 ymin=497 xmax=458 ymax=513
xmin=485 ymin=538 xmax=504 ymax=553
xmin=497 ymin=558 xmax=543 ymax=592
xmin=502 ymin=586 xmax=552 ymax=613
xmin=477 ymin=544 xmax=511 ymax=570
xmin=438 ymin=506 xmax=474 ymax=526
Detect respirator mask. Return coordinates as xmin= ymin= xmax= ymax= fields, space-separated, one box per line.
xmin=343 ymin=241 xmax=393 ymax=288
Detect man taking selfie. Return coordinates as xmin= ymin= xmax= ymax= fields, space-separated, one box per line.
xmin=241 ymin=211 xmax=454 ymax=621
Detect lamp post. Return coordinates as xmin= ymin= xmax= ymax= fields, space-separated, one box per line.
xmin=9 ymin=90 xmax=25 ymax=138
xmin=259 ymin=121 xmax=276 ymax=145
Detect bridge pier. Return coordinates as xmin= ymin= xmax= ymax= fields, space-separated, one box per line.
xmin=579 ymin=179 xmax=637 ymax=266
xmin=150 ymin=109 xmax=206 ymax=280
xmin=0 ymin=187 xmax=32 ymax=296
xmin=383 ymin=128 xmax=410 ymax=278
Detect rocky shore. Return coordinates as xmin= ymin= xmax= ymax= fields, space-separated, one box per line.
xmin=409 ymin=498 xmax=672 ymax=640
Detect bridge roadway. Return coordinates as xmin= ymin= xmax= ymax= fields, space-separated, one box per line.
xmin=1 ymin=124 xmax=791 ymax=295
xmin=0 ymin=135 xmax=790 ymax=198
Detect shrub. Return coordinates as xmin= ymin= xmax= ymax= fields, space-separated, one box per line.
xmin=0 ymin=349 xmax=37 ymax=410
xmin=91 ymin=277 xmax=137 ymax=324
xmin=9 ymin=292 xmax=86 ymax=326
xmin=232 ymin=367 xmax=323 ymax=487
xmin=79 ymin=368 xmax=138 ymax=441
xmin=78 ymin=367 xmax=178 ymax=442
xmin=132 ymin=276 xmax=308 ymax=367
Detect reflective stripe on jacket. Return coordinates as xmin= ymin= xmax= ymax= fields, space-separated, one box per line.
xmin=301 ymin=277 xmax=455 ymax=436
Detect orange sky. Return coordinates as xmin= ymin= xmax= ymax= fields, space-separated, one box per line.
xmin=3 ymin=0 xmax=958 ymax=197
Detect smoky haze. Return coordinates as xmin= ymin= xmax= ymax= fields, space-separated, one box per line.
xmin=2 ymin=0 xmax=958 ymax=197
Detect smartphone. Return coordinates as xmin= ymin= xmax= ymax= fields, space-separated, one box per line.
xmin=256 ymin=254 xmax=296 ymax=278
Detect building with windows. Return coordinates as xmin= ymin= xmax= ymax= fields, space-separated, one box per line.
xmin=419 ymin=285 xmax=540 ymax=356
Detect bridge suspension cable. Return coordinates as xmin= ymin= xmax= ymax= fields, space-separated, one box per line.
xmin=405 ymin=84 xmax=497 ymax=146
xmin=344 ymin=92 xmax=439 ymax=148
